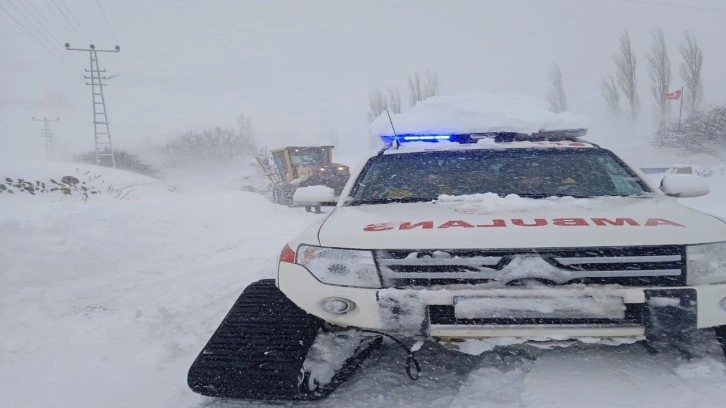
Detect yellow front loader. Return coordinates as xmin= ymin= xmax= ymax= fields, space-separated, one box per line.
xmin=255 ymin=145 xmax=349 ymax=205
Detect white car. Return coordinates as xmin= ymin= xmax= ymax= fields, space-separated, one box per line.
xmin=188 ymin=131 xmax=726 ymax=402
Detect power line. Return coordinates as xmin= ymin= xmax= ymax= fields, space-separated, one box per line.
xmin=95 ymin=0 xmax=118 ymax=43
xmin=16 ymin=0 xmax=62 ymax=47
xmin=26 ymin=0 xmax=72 ymax=62
xmin=624 ymin=0 xmax=726 ymax=13
xmin=4 ymin=0 xmax=60 ymax=53
xmin=43 ymin=0 xmax=76 ymax=42
xmin=49 ymin=0 xmax=84 ymax=43
xmin=0 ymin=3 xmax=62 ymax=58
xmin=58 ymin=0 xmax=88 ymax=41
xmin=24 ymin=0 xmax=55 ymax=32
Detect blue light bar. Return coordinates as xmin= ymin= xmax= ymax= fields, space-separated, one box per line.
xmin=379 ymin=129 xmax=590 ymax=148
xmin=380 ymin=134 xmax=452 ymax=145
xmin=402 ymin=135 xmax=451 ymax=141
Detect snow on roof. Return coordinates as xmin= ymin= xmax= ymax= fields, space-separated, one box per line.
xmin=370 ymin=92 xmax=588 ymax=136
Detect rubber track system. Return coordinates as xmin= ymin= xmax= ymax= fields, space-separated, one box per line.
xmin=187 ymin=279 xmax=380 ymax=401
xmin=715 ymin=326 xmax=726 ymax=360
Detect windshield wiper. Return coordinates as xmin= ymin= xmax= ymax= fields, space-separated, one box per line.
xmin=348 ymin=197 xmax=435 ymax=206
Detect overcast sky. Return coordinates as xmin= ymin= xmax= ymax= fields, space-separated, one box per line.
xmin=1 ymin=0 xmax=725 ymax=159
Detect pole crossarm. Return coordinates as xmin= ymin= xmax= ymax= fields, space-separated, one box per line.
xmin=65 ymin=43 xmax=120 ymax=53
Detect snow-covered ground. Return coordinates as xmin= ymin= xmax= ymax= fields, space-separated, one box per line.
xmin=2 ymin=157 xmax=726 ymax=408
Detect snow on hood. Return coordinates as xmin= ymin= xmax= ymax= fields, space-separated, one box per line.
xmin=317 ymin=196 xmax=726 ymax=249
xmin=436 ymin=193 xmax=608 ymax=214
xmin=370 ymin=92 xmax=588 ymax=136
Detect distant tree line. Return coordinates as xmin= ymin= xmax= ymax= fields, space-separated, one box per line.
xmin=158 ymin=114 xmax=257 ymax=167
xmin=546 ymin=28 xmax=717 ymax=157
xmin=598 ymin=28 xmax=704 ymax=124
xmin=76 ymin=149 xmax=160 ymax=178
xmin=547 ymin=29 xmax=704 ymax=126
xmin=367 ymin=70 xmax=439 ymax=123
xmin=73 ymin=113 xmax=258 ymax=176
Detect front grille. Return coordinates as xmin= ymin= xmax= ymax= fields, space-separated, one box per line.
xmin=375 ymin=246 xmax=685 ymax=288
xmin=428 ymin=304 xmax=646 ymax=326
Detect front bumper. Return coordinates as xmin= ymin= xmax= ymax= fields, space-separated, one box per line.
xmin=277 ymin=263 xmax=726 ymax=340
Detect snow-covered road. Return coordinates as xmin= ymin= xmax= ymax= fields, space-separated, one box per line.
xmin=2 ymin=159 xmax=726 ymax=408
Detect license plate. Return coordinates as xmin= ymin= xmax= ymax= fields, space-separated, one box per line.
xmin=453 ymin=296 xmax=626 ymax=320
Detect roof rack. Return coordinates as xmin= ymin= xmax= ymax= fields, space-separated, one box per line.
xmin=467 ymin=128 xmax=588 ymax=143
xmin=378 ymin=128 xmax=595 ymax=151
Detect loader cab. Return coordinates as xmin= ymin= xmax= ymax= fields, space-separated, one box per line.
xmin=270 ymin=146 xmax=336 ymax=182
xmin=262 ymin=145 xmax=350 ymax=205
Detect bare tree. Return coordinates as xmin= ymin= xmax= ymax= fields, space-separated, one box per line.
xmin=679 ymin=31 xmax=704 ymax=115
xmin=237 ymin=113 xmax=256 ymax=152
xmin=655 ymin=105 xmax=726 ymax=160
xmin=614 ymin=30 xmax=640 ymax=121
xmin=648 ymin=29 xmax=672 ymax=124
xmin=367 ymin=89 xmax=388 ymax=123
xmin=423 ymin=71 xmax=439 ymax=100
xmin=547 ymin=63 xmax=568 ymax=113
xmin=408 ymin=70 xmax=439 ymax=107
xmin=162 ymin=125 xmax=256 ymax=166
xmin=408 ymin=72 xmax=422 ymax=107
xmin=386 ymin=86 xmax=402 ymax=114
xmin=75 ymin=149 xmax=159 ymax=178
xmin=600 ymin=75 xmax=621 ymax=115
xmin=368 ymin=86 xmax=402 ymax=123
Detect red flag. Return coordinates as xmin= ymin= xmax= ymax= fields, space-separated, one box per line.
xmin=665 ymin=89 xmax=682 ymax=100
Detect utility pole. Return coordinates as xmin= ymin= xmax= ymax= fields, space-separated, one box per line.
xmin=32 ymin=117 xmax=60 ymax=157
xmin=65 ymin=43 xmax=120 ymax=168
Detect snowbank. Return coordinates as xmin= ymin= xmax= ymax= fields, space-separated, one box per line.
xmin=0 ymin=158 xmax=162 ymax=187
xmin=0 ymin=157 xmax=322 ymax=408
xmin=0 ymin=158 xmax=170 ymax=201
xmin=159 ymin=157 xmax=268 ymax=194
xmin=370 ymin=93 xmax=588 ymax=136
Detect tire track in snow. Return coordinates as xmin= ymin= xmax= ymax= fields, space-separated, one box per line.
xmin=519 ymin=341 xmax=726 ymax=407
xmin=445 ymin=359 xmax=535 ymax=408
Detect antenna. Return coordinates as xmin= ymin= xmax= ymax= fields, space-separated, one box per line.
xmin=385 ymin=108 xmax=401 ymax=149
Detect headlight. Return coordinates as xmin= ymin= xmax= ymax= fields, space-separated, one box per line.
xmin=296 ymin=245 xmax=381 ymax=288
xmin=687 ymin=241 xmax=726 ymax=285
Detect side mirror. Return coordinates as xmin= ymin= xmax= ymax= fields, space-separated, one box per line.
xmin=660 ymin=174 xmax=710 ymax=198
xmin=293 ymin=185 xmax=337 ymax=207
